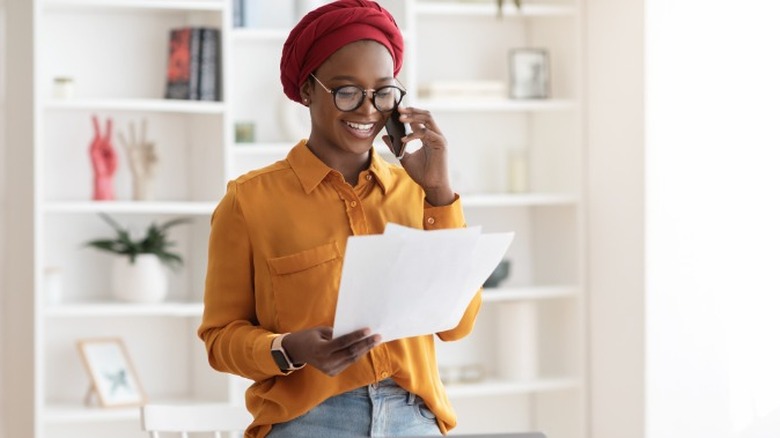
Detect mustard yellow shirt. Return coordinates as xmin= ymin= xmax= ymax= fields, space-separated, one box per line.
xmin=198 ymin=141 xmax=482 ymax=437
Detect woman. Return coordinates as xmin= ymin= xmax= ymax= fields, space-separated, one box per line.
xmin=198 ymin=1 xmax=482 ymax=436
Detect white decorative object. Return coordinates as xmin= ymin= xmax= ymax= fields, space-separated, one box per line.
xmin=509 ymin=48 xmax=549 ymax=99
xmin=508 ymin=149 xmax=529 ymax=192
xmin=44 ymin=266 xmax=64 ymax=305
xmin=111 ymin=255 xmax=168 ymax=303
xmin=118 ymin=119 xmax=158 ymax=201
xmin=419 ymin=80 xmax=506 ymax=100
xmin=53 ymin=76 xmax=75 ymax=99
xmin=497 ymin=301 xmax=538 ymax=381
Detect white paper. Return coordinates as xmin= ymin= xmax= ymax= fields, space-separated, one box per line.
xmin=332 ymin=223 xmax=514 ymax=342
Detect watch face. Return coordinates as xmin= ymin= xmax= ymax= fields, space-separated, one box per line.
xmin=271 ymin=350 xmax=290 ymax=371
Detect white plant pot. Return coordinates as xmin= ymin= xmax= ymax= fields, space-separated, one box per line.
xmin=111 ymin=254 xmax=169 ymax=303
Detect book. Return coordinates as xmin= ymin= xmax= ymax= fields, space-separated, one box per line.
xmin=164 ymin=27 xmax=201 ymax=100
xmin=233 ymin=0 xmax=244 ymax=28
xmin=197 ymin=28 xmax=221 ymax=101
xmin=164 ymin=27 xmax=221 ymax=101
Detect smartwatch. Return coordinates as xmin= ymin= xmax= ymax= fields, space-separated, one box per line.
xmin=271 ymin=333 xmax=305 ymax=372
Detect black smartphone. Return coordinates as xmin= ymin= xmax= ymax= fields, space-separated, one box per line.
xmin=385 ymin=108 xmax=407 ymax=159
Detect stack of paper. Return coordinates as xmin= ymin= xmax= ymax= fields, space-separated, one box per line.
xmin=333 ymin=223 xmax=515 ymax=342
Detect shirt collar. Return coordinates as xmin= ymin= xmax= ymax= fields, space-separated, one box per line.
xmin=287 ymin=140 xmax=394 ymax=194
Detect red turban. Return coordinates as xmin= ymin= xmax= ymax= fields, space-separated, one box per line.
xmin=280 ymin=0 xmax=404 ymax=104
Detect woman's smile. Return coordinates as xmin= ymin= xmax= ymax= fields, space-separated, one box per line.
xmin=343 ymin=119 xmax=380 ymax=139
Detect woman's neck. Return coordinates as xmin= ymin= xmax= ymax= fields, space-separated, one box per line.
xmin=306 ymin=140 xmax=371 ymax=186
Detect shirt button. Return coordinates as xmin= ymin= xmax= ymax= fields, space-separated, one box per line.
xmin=350 ymin=201 xmax=357 ymax=208
xmin=381 ymin=371 xmax=389 ymax=379
xmin=426 ymin=217 xmax=435 ymax=225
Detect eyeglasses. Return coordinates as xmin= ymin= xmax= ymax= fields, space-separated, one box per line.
xmin=310 ymin=74 xmax=406 ymax=113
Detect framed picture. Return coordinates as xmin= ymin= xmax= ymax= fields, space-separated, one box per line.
xmin=508 ymin=48 xmax=550 ymax=99
xmin=77 ymin=338 xmax=146 ymax=407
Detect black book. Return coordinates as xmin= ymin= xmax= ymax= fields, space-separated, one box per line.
xmin=198 ymin=28 xmax=221 ymax=101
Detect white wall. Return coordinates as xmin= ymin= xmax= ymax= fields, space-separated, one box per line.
xmin=585 ymin=0 xmax=645 ymax=437
xmin=1 ymin=0 xmax=35 ymax=436
xmin=646 ymin=1 xmax=780 ymax=437
xmin=0 ymin=0 xmax=7 ymax=434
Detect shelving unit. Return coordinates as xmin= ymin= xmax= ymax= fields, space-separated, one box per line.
xmin=406 ymin=1 xmax=586 ymax=436
xmin=17 ymin=0 xmax=587 ymax=437
xmin=30 ymin=1 xmax=230 ymax=437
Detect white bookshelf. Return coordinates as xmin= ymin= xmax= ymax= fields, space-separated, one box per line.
xmin=7 ymin=0 xmax=588 ymax=437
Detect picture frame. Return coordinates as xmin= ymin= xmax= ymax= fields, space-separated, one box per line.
xmin=77 ymin=338 xmax=146 ymax=407
xmin=508 ymin=48 xmax=550 ymax=99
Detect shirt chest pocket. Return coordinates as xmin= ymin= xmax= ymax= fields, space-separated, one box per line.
xmin=267 ymin=241 xmax=342 ymax=333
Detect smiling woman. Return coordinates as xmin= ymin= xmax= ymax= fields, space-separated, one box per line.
xmin=197 ymin=1 xmax=479 ymax=437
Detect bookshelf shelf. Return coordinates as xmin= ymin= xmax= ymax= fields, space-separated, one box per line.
xmin=481 ymin=285 xmax=581 ymax=302
xmin=461 ymin=193 xmax=579 ymax=207
xmin=44 ymin=0 xmax=225 ymax=12
xmin=416 ymin=98 xmax=577 ymax=112
xmin=231 ymin=28 xmax=289 ymax=42
xmin=445 ymin=377 xmax=581 ymax=398
xmin=44 ymin=399 xmax=229 ymax=424
xmin=415 ymin=2 xmax=577 ymax=17
xmin=43 ymin=201 xmax=217 ymax=215
xmin=44 ymin=99 xmax=225 ymax=114
xmin=45 ymin=301 xmax=204 ymax=318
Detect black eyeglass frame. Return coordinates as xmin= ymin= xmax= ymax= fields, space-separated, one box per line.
xmin=309 ymin=74 xmax=407 ymax=113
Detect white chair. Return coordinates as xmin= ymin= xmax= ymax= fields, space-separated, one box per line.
xmin=140 ymin=403 xmax=252 ymax=438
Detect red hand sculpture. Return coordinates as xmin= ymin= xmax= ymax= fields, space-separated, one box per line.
xmin=89 ymin=115 xmax=117 ymax=200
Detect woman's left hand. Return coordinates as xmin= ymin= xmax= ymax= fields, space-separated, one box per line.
xmin=382 ymin=107 xmax=455 ymax=206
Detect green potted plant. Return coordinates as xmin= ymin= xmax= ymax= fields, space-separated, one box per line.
xmin=85 ymin=213 xmax=189 ymax=303
xmin=497 ymin=0 xmax=522 ymax=16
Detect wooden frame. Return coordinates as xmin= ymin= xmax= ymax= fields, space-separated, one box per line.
xmin=77 ymin=338 xmax=146 ymax=407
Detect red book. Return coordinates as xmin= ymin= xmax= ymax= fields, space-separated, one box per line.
xmin=164 ymin=27 xmax=201 ymax=100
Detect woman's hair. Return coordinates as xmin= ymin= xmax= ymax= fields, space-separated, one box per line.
xmin=280 ymin=0 xmax=404 ymax=104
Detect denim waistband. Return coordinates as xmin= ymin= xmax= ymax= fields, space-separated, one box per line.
xmin=344 ymin=378 xmax=413 ymax=400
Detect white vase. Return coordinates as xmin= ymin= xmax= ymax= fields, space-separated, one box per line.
xmin=111 ymin=254 xmax=168 ymax=303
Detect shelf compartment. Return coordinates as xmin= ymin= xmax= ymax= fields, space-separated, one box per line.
xmin=45 ymin=301 xmax=203 ymax=318
xmin=44 ymin=99 xmax=226 ymax=114
xmin=44 ymin=0 xmax=225 ymax=12
xmin=43 ymin=201 xmax=217 ymax=215
xmin=445 ymin=377 xmax=580 ymax=398
xmin=481 ymin=285 xmax=580 ymax=302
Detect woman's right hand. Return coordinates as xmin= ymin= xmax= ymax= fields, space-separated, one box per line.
xmin=282 ymin=327 xmax=381 ymax=377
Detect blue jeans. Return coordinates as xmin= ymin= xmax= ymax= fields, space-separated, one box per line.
xmin=266 ymin=379 xmax=442 ymax=437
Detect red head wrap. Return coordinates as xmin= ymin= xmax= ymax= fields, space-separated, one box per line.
xmin=280 ymin=0 xmax=404 ymax=104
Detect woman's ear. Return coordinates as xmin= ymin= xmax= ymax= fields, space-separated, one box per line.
xmin=300 ymin=80 xmax=313 ymax=106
